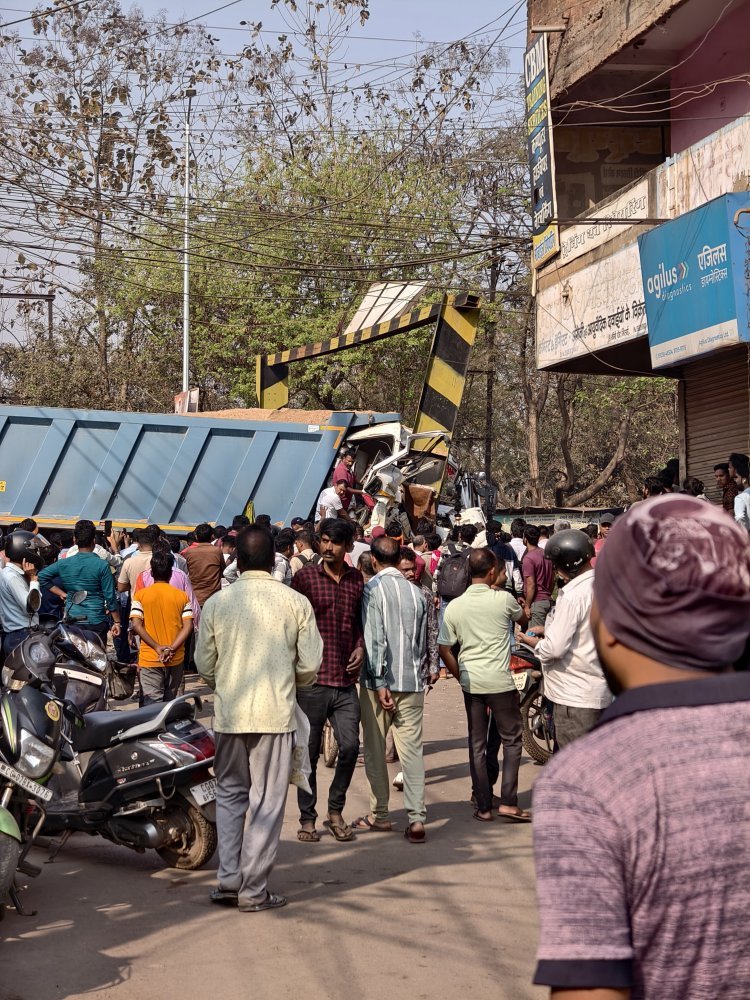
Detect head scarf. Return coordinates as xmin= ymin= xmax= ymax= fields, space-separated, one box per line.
xmin=370 ymin=526 xmax=386 ymax=539
xmin=594 ymin=494 xmax=750 ymax=670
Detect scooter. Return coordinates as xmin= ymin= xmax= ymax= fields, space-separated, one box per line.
xmin=510 ymin=642 xmax=555 ymax=764
xmin=0 ymin=619 xmax=216 ymax=916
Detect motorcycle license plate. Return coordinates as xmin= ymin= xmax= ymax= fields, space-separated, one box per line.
xmin=191 ymin=777 xmax=216 ymax=806
xmin=512 ymin=670 xmax=529 ymax=693
xmin=0 ymin=760 xmax=53 ymax=802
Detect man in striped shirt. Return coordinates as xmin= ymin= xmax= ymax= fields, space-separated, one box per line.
xmin=357 ymin=535 xmax=432 ymax=843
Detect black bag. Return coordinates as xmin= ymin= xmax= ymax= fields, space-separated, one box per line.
xmin=296 ymin=552 xmax=321 ymax=568
xmin=436 ymin=545 xmax=472 ymax=599
xmin=106 ymin=660 xmax=138 ymax=700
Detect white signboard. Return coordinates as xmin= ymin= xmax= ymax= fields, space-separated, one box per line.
xmin=559 ymin=179 xmax=650 ymax=266
xmin=656 ymin=117 xmax=750 ymax=219
xmin=536 ymin=241 xmax=648 ymax=368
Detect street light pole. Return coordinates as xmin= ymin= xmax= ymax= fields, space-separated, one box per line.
xmin=182 ymin=87 xmax=196 ymax=394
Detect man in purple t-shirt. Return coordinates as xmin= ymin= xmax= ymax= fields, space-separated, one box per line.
xmin=522 ymin=524 xmax=554 ymax=627
xmin=532 ymin=495 xmax=750 ymax=999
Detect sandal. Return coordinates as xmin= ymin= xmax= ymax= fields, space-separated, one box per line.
xmin=404 ymin=823 xmax=426 ymax=843
xmin=350 ymin=815 xmax=393 ymax=832
xmin=324 ymin=819 xmax=355 ymax=842
xmin=473 ymin=809 xmax=494 ymax=822
xmin=297 ymin=828 xmax=321 ymax=842
xmin=239 ymin=892 xmax=287 ymax=913
xmin=497 ymin=807 xmax=532 ymax=823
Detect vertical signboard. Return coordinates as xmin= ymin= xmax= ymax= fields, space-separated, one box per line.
xmin=525 ymin=33 xmax=560 ymax=268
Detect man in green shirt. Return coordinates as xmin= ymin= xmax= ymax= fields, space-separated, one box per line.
xmin=438 ymin=548 xmax=529 ymax=823
xmin=39 ymin=519 xmax=121 ymax=645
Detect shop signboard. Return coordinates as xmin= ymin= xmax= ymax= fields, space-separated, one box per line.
xmin=525 ymin=33 xmax=559 ymax=269
xmin=638 ymin=193 xmax=750 ymax=369
xmin=536 ymin=241 xmax=647 ymax=369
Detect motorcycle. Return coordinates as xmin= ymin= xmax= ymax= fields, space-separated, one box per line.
xmin=0 ymin=618 xmax=216 ymax=915
xmin=510 ymin=642 xmax=555 ymax=764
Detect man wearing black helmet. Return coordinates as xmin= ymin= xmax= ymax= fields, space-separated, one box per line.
xmin=0 ymin=530 xmax=42 ymax=657
xmin=523 ymin=529 xmax=612 ymax=748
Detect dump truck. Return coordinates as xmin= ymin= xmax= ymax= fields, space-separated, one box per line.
xmin=0 ymin=404 xmax=465 ymax=533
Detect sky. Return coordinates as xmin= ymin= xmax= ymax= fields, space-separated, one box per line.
xmin=1 ymin=0 xmax=528 ymax=74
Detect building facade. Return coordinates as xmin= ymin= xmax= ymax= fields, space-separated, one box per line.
xmin=528 ymin=0 xmax=750 ymax=501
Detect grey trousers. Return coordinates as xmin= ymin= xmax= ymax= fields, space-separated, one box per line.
xmin=529 ymin=599 xmax=552 ymax=628
xmin=214 ymin=731 xmax=293 ymax=905
xmin=139 ymin=664 xmax=184 ymax=706
xmin=553 ymin=704 xmax=603 ymax=749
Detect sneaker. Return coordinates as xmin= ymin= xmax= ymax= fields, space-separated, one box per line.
xmin=392 ymin=771 xmax=404 ymax=791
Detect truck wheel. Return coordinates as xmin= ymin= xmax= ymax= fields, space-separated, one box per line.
xmin=521 ymin=694 xmax=554 ymax=764
xmin=0 ymin=833 xmax=20 ymax=913
xmin=156 ymin=803 xmax=217 ymax=870
xmin=322 ymin=720 xmax=338 ymax=768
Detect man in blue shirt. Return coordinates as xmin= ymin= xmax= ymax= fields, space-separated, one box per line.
xmin=39 ymin=520 xmax=121 ymax=645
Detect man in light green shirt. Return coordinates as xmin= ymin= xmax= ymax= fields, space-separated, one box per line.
xmin=439 ymin=548 xmax=529 ymax=823
xmin=196 ymin=526 xmax=322 ymax=912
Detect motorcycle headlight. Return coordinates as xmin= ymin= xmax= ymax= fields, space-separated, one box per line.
xmin=86 ymin=644 xmax=108 ymax=672
xmin=66 ymin=631 xmax=88 ymax=657
xmin=18 ymin=729 xmax=56 ymax=779
xmin=1 ymin=666 xmax=24 ymax=692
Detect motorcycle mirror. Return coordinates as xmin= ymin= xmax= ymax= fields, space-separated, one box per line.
xmin=70 ymin=590 xmax=87 ymax=606
xmin=26 ymin=588 xmax=42 ymax=614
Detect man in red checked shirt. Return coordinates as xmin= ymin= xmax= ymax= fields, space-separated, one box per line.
xmin=291 ymin=517 xmax=364 ymax=843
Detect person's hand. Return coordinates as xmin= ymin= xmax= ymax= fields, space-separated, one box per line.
xmin=527 ymin=626 xmax=544 ymax=636
xmin=377 ymin=687 xmax=395 ymax=712
xmin=110 ymin=622 xmax=122 ymax=639
xmin=433 ymin=595 xmax=440 ymax=610
xmin=158 ymin=645 xmax=173 ymax=664
xmin=425 ymin=671 xmax=440 ymax=689
xmin=346 ymin=646 xmax=364 ymax=675
xmin=21 ymin=558 xmax=38 ymax=581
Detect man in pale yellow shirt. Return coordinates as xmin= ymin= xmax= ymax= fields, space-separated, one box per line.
xmin=196 ymin=526 xmax=322 ymax=913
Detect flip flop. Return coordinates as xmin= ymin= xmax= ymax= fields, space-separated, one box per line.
xmin=324 ymin=819 xmax=355 ymax=842
xmin=404 ymin=824 xmax=426 ymax=844
xmin=351 ymin=815 xmax=393 ymax=832
xmin=497 ymin=808 xmax=532 ymax=823
xmin=297 ymin=828 xmax=321 ymax=842
xmin=473 ymin=809 xmax=494 ymax=822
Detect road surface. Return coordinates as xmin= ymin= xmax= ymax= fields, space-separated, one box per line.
xmin=2 ymin=677 xmax=545 ymax=1000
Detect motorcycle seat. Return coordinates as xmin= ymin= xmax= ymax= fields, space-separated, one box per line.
xmin=73 ymin=699 xmax=194 ymax=752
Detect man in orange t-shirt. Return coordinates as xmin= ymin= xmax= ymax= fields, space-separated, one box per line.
xmin=130 ymin=548 xmax=193 ymax=706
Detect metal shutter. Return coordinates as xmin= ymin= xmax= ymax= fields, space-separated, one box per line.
xmin=683 ymin=345 xmax=750 ymax=503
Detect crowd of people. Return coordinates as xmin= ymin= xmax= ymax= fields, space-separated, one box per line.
xmin=0 ymin=446 xmax=749 ymax=995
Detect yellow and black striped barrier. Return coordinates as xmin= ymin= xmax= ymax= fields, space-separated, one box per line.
xmin=255 ymin=292 xmax=480 ymax=492
xmin=410 ymin=297 xmax=481 ymax=491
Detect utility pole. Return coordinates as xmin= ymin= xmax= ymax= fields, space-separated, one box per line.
xmin=182 ymin=87 xmax=196 ymax=394
xmin=485 ymin=233 xmax=500 ymax=522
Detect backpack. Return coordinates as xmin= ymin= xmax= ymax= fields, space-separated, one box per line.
xmin=436 ymin=544 xmax=472 ymax=599
xmin=296 ymin=552 xmax=321 ymax=568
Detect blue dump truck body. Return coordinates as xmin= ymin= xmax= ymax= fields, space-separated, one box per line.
xmin=0 ymin=405 xmax=399 ymax=532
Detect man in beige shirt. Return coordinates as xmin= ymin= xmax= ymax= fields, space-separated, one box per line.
xmin=196 ymin=525 xmax=322 ymax=913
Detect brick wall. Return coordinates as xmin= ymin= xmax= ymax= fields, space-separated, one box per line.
xmin=528 ymin=0 xmax=688 ymax=98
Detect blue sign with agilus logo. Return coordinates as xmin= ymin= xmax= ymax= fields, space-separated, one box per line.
xmin=637 ymin=193 xmax=750 ymax=368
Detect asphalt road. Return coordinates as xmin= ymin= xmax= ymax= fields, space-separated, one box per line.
xmin=1 ymin=678 xmax=545 ymax=1000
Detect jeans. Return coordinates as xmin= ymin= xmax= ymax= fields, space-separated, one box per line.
xmin=296 ymin=684 xmax=360 ymax=823
xmin=464 ymin=689 xmax=522 ymax=813
xmin=2 ymin=628 xmax=29 ymax=660
xmin=115 ymin=593 xmax=133 ymax=663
